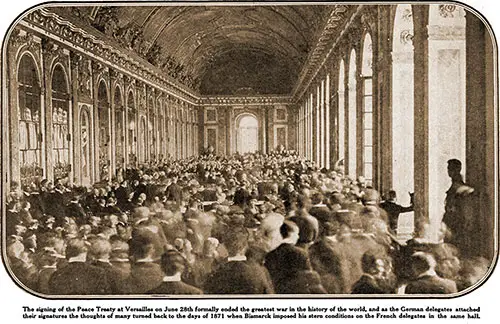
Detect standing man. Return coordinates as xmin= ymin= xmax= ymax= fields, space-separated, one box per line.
xmin=442 ymin=159 xmax=475 ymax=256
xmin=380 ymin=190 xmax=414 ymax=232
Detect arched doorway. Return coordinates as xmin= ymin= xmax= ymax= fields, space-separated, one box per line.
xmin=236 ymin=114 xmax=259 ymax=154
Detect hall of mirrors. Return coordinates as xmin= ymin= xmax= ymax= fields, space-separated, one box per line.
xmin=2 ymin=3 xmax=496 ymax=296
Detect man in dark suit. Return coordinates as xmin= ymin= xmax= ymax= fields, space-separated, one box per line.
xmin=380 ymin=190 xmax=414 ymax=231
xmin=351 ymin=250 xmax=392 ymax=294
xmin=204 ymin=227 xmax=274 ymax=294
xmin=131 ymin=207 xmax=168 ymax=261
xmin=308 ymin=221 xmax=344 ymax=294
xmin=147 ymin=250 xmax=202 ymax=295
xmin=121 ymin=236 xmax=164 ymax=294
xmin=114 ymin=180 xmax=131 ymax=209
xmin=290 ymin=195 xmax=319 ymax=248
xmin=165 ymin=175 xmax=182 ymax=207
xmin=405 ymin=252 xmax=457 ymax=294
xmin=48 ymin=238 xmax=112 ymax=295
xmin=264 ymin=220 xmax=312 ymax=293
xmin=65 ymin=193 xmax=87 ymax=225
xmin=89 ymin=237 xmax=125 ymax=294
xmin=308 ymin=192 xmax=333 ymax=224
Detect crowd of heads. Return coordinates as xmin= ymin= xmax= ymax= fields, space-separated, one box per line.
xmin=5 ymin=150 xmax=490 ymax=295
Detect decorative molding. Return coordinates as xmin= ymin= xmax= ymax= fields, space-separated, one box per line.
xmin=199 ymin=96 xmax=292 ymax=107
xmin=402 ymin=7 xmax=413 ymax=22
xmin=21 ymin=8 xmax=199 ymax=104
xmin=9 ymin=28 xmax=39 ymax=53
xmin=76 ymin=55 xmax=92 ymax=98
xmin=439 ymin=5 xmax=457 ymax=18
xmin=400 ymin=30 xmax=414 ymax=45
xmin=361 ymin=6 xmax=378 ymax=30
xmin=292 ymin=5 xmax=361 ymax=103
xmin=42 ymin=38 xmax=63 ymax=60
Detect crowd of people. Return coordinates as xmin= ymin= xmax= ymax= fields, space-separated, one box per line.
xmin=5 ymin=149 xmax=490 ymax=295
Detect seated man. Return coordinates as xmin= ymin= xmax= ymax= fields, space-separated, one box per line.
xmin=264 ymin=220 xmax=316 ymax=293
xmin=48 ymin=238 xmax=112 ymax=295
xmin=404 ymin=252 xmax=457 ymax=294
xmin=351 ymin=250 xmax=394 ymax=294
xmin=121 ymin=236 xmax=164 ymax=294
xmin=147 ymin=250 xmax=202 ymax=295
xmin=204 ymin=227 xmax=274 ymax=294
xmin=89 ymin=237 xmax=125 ymax=294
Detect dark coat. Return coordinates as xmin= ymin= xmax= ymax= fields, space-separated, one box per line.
xmin=27 ymin=192 xmax=45 ymax=219
xmin=131 ymin=218 xmax=169 ymax=260
xmin=405 ymin=275 xmax=457 ymax=294
xmin=147 ymin=281 xmax=203 ymax=295
xmin=36 ymin=267 xmax=57 ymax=295
xmin=91 ymin=260 xmax=125 ymax=294
xmin=120 ymin=262 xmax=164 ymax=294
xmin=264 ymin=243 xmax=312 ymax=292
xmin=380 ymin=200 xmax=413 ymax=230
xmin=165 ymin=183 xmax=182 ymax=205
xmin=45 ymin=191 xmax=68 ymax=224
xmin=204 ymin=260 xmax=274 ymax=294
xmin=351 ymin=274 xmax=387 ymax=294
xmin=289 ymin=214 xmax=319 ymax=245
xmin=277 ymin=270 xmax=326 ymax=294
xmin=48 ymin=262 xmax=112 ymax=295
xmin=309 ymin=205 xmax=333 ymax=224
xmin=308 ymin=238 xmax=343 ymax=294
xmin=322 ymin=234 xmax=385 ymax=294
xmin=114 ymin=186 xmax=131 ymax=208
xmin=65 ymin=201 xmax=87 ymax=224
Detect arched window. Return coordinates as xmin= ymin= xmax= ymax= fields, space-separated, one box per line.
xmin=114 ymin=86 xmax=124 ymax=168
xmin=51 ymin=65 xmax=71 ymax=181
xmin=348 ymin=49 xmax=357 ymax=178
xmin=362 ymin=33 xmax=374 ymax=184
xmin=338 ymin=60 xmax=346 ymax=165
xmin=392 ymin=4 xmax=415 ymax=208
xmin=18 ymin=54 xmax=42 ymax=186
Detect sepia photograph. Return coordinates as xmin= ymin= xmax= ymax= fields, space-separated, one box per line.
xmin=0 ymin=0 xmax=498 ymax=305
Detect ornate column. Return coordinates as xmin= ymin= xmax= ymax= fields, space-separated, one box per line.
xmin=412 ymin=5 xmax=430 ymax=234
xmin=69 ymin=52 xmax=80 ymax=184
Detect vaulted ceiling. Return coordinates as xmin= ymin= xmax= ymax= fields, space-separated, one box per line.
xmin=71 ymin=5 xmax=335 ymax=95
